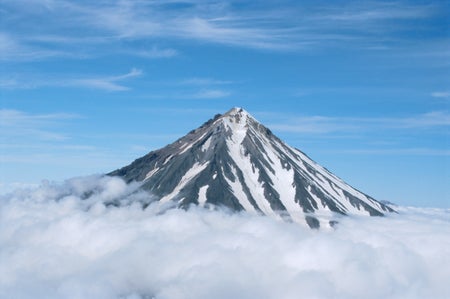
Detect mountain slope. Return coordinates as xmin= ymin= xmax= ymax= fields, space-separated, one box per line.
xmin=110 ymin=107 xmax=394 ymax=228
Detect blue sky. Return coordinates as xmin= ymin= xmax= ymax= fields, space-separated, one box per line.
xmin=0 ymin=0 xmax=449 ymax=207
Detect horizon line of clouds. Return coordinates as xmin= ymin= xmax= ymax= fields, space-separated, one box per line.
xmin=0 ymin=0 xmax=446 ymax=61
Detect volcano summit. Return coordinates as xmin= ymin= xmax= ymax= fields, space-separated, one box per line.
xmin=110 ymin=108 xmax=394 ymax=228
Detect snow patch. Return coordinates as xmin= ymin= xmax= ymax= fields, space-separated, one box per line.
xmin=223 ymin=165 xmax=257 ymax=212
xmin=198 ymin=185 xmax=209 ymax=206
xmin=201 ymin=136 xmax=212 ymax=152
xmin=261 ymin=144 xmax=304 ymax=223
xmin=179 ymin=132 xmax=208 ymax=155
xmin=144 ymin=168 xmax=160 ymax=181
xmin=225 ymin=136 xmax=279 ymax=219
xmin=160 ymin=162 xmax=209 ymax=203
xmin=163 ymin=155 xmax=173 ymax=165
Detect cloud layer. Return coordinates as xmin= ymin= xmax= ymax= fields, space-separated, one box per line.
xmin=1 ymin=176 xmax=449 ymax=299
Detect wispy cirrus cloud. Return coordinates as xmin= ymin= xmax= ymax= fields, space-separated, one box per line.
xmin=145 ymin=89 xmax=231 ymax=100
xmin=268 ymin=111 xmax=450 ymax=134
xmin=191 ymin=89 xmax=231 ymax=99
xmin=0 ymin=109 xmax=133 ymax=178
xmin=397 ymin=111 xmax=450 ymax=128
xmin=333 ymin=148 xmax=450 ymax=156
xmin=178 ymin=77 xmax=233 ymax=99
xmin=0 ymin=32 xmax=72 ymax=61
xmin=269 ymin=116 xmax=348 ymax=134
xmin=0 ymin=109 xmax=79 ymax=141
xmin=0 ymin=71 xmax=234 ymax=96
xmin=1 ymin=0 xmax=445 ymax=61
xmin=0 ymin=68 xmax=143 ymax=91
xmin=312 ymin=1 xmax=432 ymax=22
xmin=431 ymin=91 xmax=450 ymax=98
xmin=132 ymin=77 xmax=233 ymax=100
xmin=181 ymin=77 xmax=233 ymax=86
xmin=69 ymin=68 xmax=143 ymax=91
xmin=127 ymin=47 xmax=178 ymax=59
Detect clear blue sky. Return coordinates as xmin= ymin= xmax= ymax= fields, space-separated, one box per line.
xmin=1 ymin=0 xmax=449 ymax=208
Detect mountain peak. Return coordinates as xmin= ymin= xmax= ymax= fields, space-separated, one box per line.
xmin=110 ymin=107 xmax=395 ymax=229
xmin=224 ymin=106 xmax=246 ymax=116
xmin=221 ymin=107 xmax=253 ymax=126
xmin=225 ymin=106 xmax=241 ymax=113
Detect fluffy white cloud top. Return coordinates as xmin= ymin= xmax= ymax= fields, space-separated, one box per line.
xmin=1 ymin=176 xmax=449 ymax=299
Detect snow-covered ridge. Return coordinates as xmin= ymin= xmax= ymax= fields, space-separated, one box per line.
xmin=109 ymin=107 xmax=395 ymax=228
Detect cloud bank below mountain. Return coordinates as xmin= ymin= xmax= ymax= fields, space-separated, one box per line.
xmin=0 ymin=176 xmax=449 ymax=299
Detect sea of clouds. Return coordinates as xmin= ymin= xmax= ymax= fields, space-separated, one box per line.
xmin=1 ymin=175 xmax=449 ymax=299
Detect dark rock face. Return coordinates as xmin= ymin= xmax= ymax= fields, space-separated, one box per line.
xmin=109 ymin=107 xmax=395 ymax=228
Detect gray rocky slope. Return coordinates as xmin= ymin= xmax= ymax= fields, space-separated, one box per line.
xmin=110 ymin=107 xmax=394 ymax=228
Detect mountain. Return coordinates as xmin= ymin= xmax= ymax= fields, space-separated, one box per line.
xmin=109 ymin=107 xmax=394 ymax=228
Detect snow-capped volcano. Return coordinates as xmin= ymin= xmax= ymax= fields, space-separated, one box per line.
xmin=110 ymin=107 xmax=394 ymax=228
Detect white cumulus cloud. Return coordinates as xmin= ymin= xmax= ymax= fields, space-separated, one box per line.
xmin=0 ymin=176 xmax=449 ymax=299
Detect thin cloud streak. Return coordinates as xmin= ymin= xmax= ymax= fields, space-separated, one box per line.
xmin=191 ymin=89 xmax=231 ymax=99
xmin=181 ymin=77 xmax=233 ymax=86
xmin=137 ymin=89 xmax=232 ymax=100
xmin=0 ymin=109 xmax=79 ymax=141
xmin=0 ymin=68 xmax=143 ymax=91
xmin=0 ymin=32 xmax=78 ymax=61
xmin=70 ymin=68 xmax=143 ymax=91
xmin=313 ymin=2 xmax=432 ymax=22
xmin=431 ymin=91 xmax=450 ymax=98
xmin=269 ymin=111 xmax=450 ymax=134
xmin=330 ymin=148 xmax=450 ymax=156
xmin=127 ymin=47 xmax=178 ymax=58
